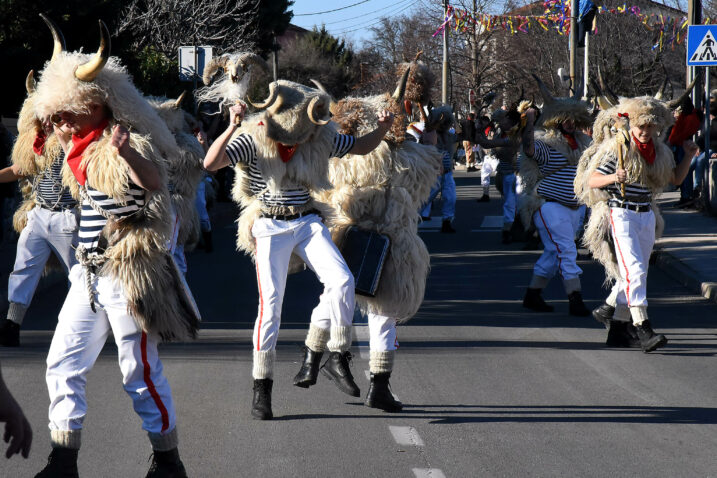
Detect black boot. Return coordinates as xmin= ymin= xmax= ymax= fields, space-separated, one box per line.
xmin=522 ymin=288 xmax=554 ymax=312
xmin=202 ymin=230 xmax=213 ymax=253
xmin=501 ymin=230 xmax=512 ymax=244
xmin=145 ymin=448 xmax=188 ymax=478
xmin=568 ymin=291 xmax=590 ymax=317
xmin=365 ymin=372 xmax=403 ymax=412
xmin=293 ymin=346 xmax=323 ymax=388
xmin=634 ymin=320 xmax=668 ymax=353
xmin=251 ymin=379 xmax=273 ymax=420
xmin=35 ymin=447 xmax=79 ymax=478
xmin=440 ymin=219 xmax=456 ymax=233
xmin=0 ymin=319 xmax=20 ymax=347
xmin=605 ymin=320 xmax=641 ymax=348
xmin=477 ymin=194 xmax=490 ymax=202
xmin=591 ymin=303 xmax=615 ymax=327
xmin=320 ymin=351 xmax=360 ymax=397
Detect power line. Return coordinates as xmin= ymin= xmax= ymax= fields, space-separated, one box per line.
xmin=332 ymin=0 xmax=417 ymax=34
xmin=321 ymin=0 xmax=415 ymax=25
xmin=294 ymin=0 xmax=373 ymax=16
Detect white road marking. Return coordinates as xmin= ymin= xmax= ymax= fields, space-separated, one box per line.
xmin=354 ymin=324 xmax=370 ymax=359
xmin=412 ymin=469 xmax=446 ymax=478
xmin=389 ymin=426 xmax=425 ymax=446
xmin=364 ymin=370 xmax=370 ymax=380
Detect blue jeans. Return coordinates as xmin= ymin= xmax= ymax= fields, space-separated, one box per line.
xmin=420 ymin=171 xmax=456 ymax=220
xmin=692 ymin=152 xmax=710 ymax=190
xmin=502 ymin=173 xmax=517 ymax=225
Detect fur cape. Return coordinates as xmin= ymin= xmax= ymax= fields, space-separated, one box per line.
xmin=61 ymin=126 xmax=200 ymax=342
xmin=517 ymin=129 xmax=591 ymax=228
xmin=318 ymin=138 xmax=441 ymax=321
xmin=231 ymin=114 xmax=337 ymax=264
xmin=576 ymin=98 xmax=674 ymax=283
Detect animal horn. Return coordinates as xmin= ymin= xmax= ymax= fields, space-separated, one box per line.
xmin=237 ymin=53 xmax=270 ymax=73
xmin=26 ymin=70 xmax=36 ymax=94
xmin=40 ymin=13 xmax=65 ymax=62
xmin=248 ymin=82 xmax=279 ymax=110
xmin=75 ymin=20 xmax=110 ymax=82
xmin=310 ymin=79 xmax=328 ymax=94
xmin=307 ymin=96 xmax=330 ymax=125
xmin=596 ymin=65 xmax=619 ymax=105
xmin=654 ymin=77 xmax=669 ymax=100
xmin=392 ymin=66 xmax=410 ymax=100
xmin=667 ymin=78 xmax=697 ymax=109
xmin=174 ymin=91 xmax=187 ymax=109
xmin=531 ymin=74 xmax=555 ymax=104
xmin=202 ymin=55 xmax=229 ymax=85
xmin=414 ymin=50 xmax=424 ymax=62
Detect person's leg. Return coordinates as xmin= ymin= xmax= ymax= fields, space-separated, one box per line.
xmin=365 ymin=312 xmax=402 ymax=412
xmin=501 ymin=173 xmax=517 ymax=243
xmin=548 ymin=205 xmax=588 ymax=316
xmin=441 ymin=172 xmax=457 ymax=233
xmin=479 ymin=156 xmax=493 ymax=201
xmin=524 ymin=204 xmax=559 ymax=312
xmin=419 ymin=177 xmax=441 ymax=219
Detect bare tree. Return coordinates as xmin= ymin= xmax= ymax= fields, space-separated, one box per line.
xmin=117 ymin=0 xmax=259 ymax=58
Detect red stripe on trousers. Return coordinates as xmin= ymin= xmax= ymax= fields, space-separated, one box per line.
xmin=537 ymin=207 xmax=564 ymax=279
xmin=140 ymin=332 xmax=170 ymax=433
xmin=609 ymin=209 xmax=631 ymax=306
xmin=255 ymin=240 xmax=264 ymax=351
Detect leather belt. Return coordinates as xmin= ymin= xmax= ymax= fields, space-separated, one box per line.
xmin=608 ymin=199 xmax=651 ymax=212
xmin=40 ymin=203 xmax=76 ymax=212
xmin=261 ymin=209 xmax=320 ymax=221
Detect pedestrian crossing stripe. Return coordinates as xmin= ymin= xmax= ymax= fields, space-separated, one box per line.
xmin=690 ymin=31 xmax=717 ymax=63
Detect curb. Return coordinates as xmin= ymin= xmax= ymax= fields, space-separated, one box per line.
xmin=654 ymin=248 xmax=717 ymax=304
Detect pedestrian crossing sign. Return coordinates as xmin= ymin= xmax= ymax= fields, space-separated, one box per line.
xmin=687 ymin=25 xmax=717 ymax=65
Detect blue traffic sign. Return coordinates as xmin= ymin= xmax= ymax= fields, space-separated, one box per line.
xmin=688 ymin=25 xmax=717 ymax=66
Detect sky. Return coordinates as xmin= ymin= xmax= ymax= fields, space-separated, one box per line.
xmin=290 ymin=0 xmax=429 ymax=47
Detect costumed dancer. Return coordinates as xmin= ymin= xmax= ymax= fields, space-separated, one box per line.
xmin=31 ymin=19 xmax=199 ymax=477
xmin=519 ymin=76 xmax=592 ymax=316
xmin=296 ymin=61 xmax=442 ymax=412
xmin=0 ymin=27 xmax=80 ymax=347
xmin=203 ymin=79 xmax=394 ymax=420
xmin=577 ymin=96 xmax=694 ymax=352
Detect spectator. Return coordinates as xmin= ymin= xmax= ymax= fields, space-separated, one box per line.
xmin=459 ymin=111 xmax=477 ymax=172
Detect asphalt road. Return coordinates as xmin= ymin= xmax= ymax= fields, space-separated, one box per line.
xmin=2 ymin=171 xmax=717 ymax=477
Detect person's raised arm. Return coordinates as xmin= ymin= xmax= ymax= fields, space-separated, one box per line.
xmin=204 ymin=103 xmax=246 ymax=171
xmin=589 ymin=168 xmax=625 ymax=189
xmin=474 ymin=129 xmax=512 ymax=149
xmin=348 ymin=110 xmax=394 ymax=155
xmin=0 ymin=165 xmax=23 ymax=183
xmin=111 ymin=125 xmax=161 ymax=192
xmin=672 ymin=139 xmax=699 ymax=185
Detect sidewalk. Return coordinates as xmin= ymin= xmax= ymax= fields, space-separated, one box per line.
xmin=654 ymin=190 xmax=717 ymax=303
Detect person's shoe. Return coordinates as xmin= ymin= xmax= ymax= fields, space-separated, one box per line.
xmin=420 ymin=216 xmax=431 ymax=222
xmin=605 ymin=320 xmax=641 ymax=348
xmin=365 ymin=372 xmax=403 ymax=412
xmin=293 ymin=346 xmax=323 ymax=388
xmin=320 ymin=351 xmax=360 ymax=397
xmin=501 ymin=230 xmax=512 ymax=244
xmin=0 ymin=319 xmax=20 ymax=347
xmin=477 ymin=194 xmax=490 ymax=202
xmin=251 ymin=379 xmax=273 ymax=420
xmin=145 ymin=448 xmax=188 ymax=478
xmin=675 ymin=197 xmax=696 ymax=208
xmin=466 ymin=165 xmax=477 ymax=172
xmin=522 ymin=288 xmax=554 ymax=312
xmin=201 ymin=230 xmax=213 ymax=253
xmin=35 ymin=447 xmax=79 ymax=478
xmin=634 ymin=320 xmax=668 ymax=353
xmin=440 ymin=220 xmax=456 ymax=233
xmin=568 ymin=291 xmax=591 ymax=317
xmin=591 ymin=303 xmax=615 ymax=327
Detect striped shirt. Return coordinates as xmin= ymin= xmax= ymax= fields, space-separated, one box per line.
xmin=532 ymin=140 xmax=580 ymax=208
xmin=225 ymin=133 xmax=355 ymax=207
xmin=596 ymin=154 xmax=652 ymax=206
xmin=78 ymin=182 xmax=146 ymax=255
xmin=35 ymin=152 xmax=76 ymax=209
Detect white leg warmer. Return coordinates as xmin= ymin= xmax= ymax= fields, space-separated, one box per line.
xmin=369 ymin=350 xmax=395 ymax=374
xmin=252 ymin=350 xmax=275 ymax=379
xmin=327 ymin=326 xmax=352 ymax=353
xmin=305 ymin=324 xmax=329 ymax=352
xmin=630 ymin=306 xmax=649 ymax=326
xmin=7 ymin=302 xmax=27 ymax=325
xmin=529 ymin=274 xmax=550 ymax=289
xmin=148 ymin=427 xmax=179 ymax=452
xmin=50 ymin=430 xmax=81 ymax=450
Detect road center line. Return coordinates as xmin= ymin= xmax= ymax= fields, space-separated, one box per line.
xmin=412 ymin=468 xmax=446 ymax=478
xmin=389 ymin=426 xmax=425 ymax=446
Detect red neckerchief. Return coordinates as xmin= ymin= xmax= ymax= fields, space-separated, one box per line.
xmin=632 ymin=133 xmax=656 ymax=165
xmin=277 ymin=142 xmax=298 ymax=163
xmin=563 ymin=132 xmax=578 ymax=150
xmin=67 ymin=120 xmax=109 ymax=185
xmin=32 ymin=130 xmax=47 ymax=155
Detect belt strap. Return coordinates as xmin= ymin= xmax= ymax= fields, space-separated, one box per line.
xmin=262 ymin=209 xmax=319 ymax=221
xmin=608 ymin=199 xmax=651 ymax=212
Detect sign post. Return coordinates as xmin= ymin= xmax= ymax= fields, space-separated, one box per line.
xmin=687 ymin=25 xmax=717 ymax=212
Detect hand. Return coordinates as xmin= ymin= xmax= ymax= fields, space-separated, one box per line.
xmin=111 ymin=124 xmax=131 ymax=155
xmin=615 ymin=168 xmax=627 ymax=183
xmin=377 ymin=110 xmax=394 ymax=129
xmin=195 ymin=130 xmax=207 ymax=146
xmin=683 ymin=140 xmax=699 ymax=157
xmin=0 ymin=384 xmax=32 ymax=459
xmin=229 ymin=102 xmax=246 ymax=127
xmin=711 ymin=152 xmax=717 ymax=159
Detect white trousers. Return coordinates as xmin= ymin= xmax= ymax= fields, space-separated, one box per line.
xmin=46 ymin=264 xmax=176 ymax=436
xmin=481 ymin=155 xmax=499 ymax=187
xmin=8 ymin=206 xmax=78 ymax=308
xmin=368 ymin=312 xmax=398 ymax=351
xmin=609 ymin=207 xmax=655 ymax=309
xmin=252 ymin=214 xmax=354 ymax=351
xmin=533 ymin=202 xmax=584 ymax=282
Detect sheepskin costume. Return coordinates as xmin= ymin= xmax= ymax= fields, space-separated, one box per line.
xmin=32 ymin=47 xmax=199 ymax=341
xmin=320 ymin=77 xmax=442 ymax=322
xmin=576 ymin=97 xmax=674 ymax=283
xmin=148 ymin=95 xmax=205 ymax=246
xmin=517 ymin=80 xmax=592 ymax=228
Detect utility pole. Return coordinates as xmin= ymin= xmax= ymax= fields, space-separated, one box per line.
xmin=471 ymin=0 xmax=478 ymax=91
xmin=569 ymin=0 xmax=578 ymax=96
xmin=272 ymin=35 xmax=279 ymax=82
xmin=442 ymin=0 xmax=449 ymax=104
xmin=688 ymin=0 xmax=702 ymax=107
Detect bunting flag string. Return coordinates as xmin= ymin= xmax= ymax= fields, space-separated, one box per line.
xmin=434 ymin=2 xmax=714 ymax=52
